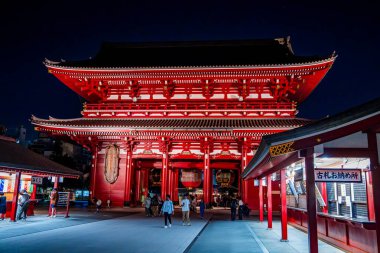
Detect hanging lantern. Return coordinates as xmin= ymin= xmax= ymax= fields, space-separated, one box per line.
xmin=181 ymin=170 xmax=202 ymax=188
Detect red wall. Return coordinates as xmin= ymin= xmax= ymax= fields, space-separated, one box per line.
xmin=246 ymin=179 xmax=281 ymax=213
xmin=94 ymin=154 xmax=127 ymax=207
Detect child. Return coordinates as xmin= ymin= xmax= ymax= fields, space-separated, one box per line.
xmin=0 ymin=192 xmax=6 ymax=220
xmin=161 ymin=194 xmax=174 ymax=228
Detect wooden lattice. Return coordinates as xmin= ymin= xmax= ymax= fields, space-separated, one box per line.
xmin=269 ymin=141 xmax=294 ymax=157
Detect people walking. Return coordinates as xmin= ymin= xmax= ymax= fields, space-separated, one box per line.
xmin=230 ymin=197 xmax=237 ymax=221
xmin=161 ymin=194 xmax=174 ymax=228
xmin=238 ymin=198 xmax=244 ymax=220
xmin=0 ymin=192 xmax=6 ymax=220
xmin=199 ymin=198 xmax=205 ymax=219
xmin=96 ymin=198 xmax=102 ymax=213
xmin=16 ymin=189 xmax=30 ymax=220
xmin=181 ymin=194 xmax=191 ymax=226
xmin=144 ymin=194 xmax=152 ymax=217
xmin=49 ymin=188 xmax=58 ymax=218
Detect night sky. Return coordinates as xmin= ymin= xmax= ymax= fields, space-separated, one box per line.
xmin=0 ymin=1 xmax=379 ymax=140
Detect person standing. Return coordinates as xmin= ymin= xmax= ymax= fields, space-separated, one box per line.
xmin=238 ymin=198 xmax=244 ymax=220
xmin=96 ymin=198 xmax=102 ymax=213
xmin=144 ymin=194 xmax=152 ymax=217
xmin=0 ymin=192 xmax=6 ymax=220
xmin=199 ymin=198 xmax=205 ymax=219
xmin=49 ymin=188 xmax=58 ymax=218
xmin=230 ymin=197 xmax=237 ymax=221
xmin=16 ymin=189 xmax=30 ymax=220
xmin=161 ymin=194 xmax=174 ymax=228
xmin=181 ymin=194 xmax=191 ymax=226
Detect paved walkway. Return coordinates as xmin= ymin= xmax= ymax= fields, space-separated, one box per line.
xmin=0 ymin=208 xmax=208 ymax=253
xmin=188 ymin=213 xmax=344 ymax=253
xmin=0 ymin=208 xmax=345 ymax=253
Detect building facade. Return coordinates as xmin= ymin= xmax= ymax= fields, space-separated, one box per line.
xmin=32 ymin=37 xmax=335 ymax=207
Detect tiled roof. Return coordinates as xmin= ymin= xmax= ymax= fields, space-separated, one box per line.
xmin=0 ymin=137 xmax=82 ymax=178
xmin=44 ymin=37 xmax=333 ymax=69
xmin=32 ymin=117 xmax=310 ymax=130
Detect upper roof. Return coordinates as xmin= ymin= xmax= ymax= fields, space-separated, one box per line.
xmin=242 ymin=97 xmax=380 ymax=179
xmin=32 ymin=117 xmax=310 ymax=130
xmin=45 ymin=37 xmax=333 ymax=69
xmin=0 ymin=136 xmax=82 ymax=178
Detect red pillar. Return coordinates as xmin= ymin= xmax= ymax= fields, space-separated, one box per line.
xmin=203 ymin=146 xmax=212 ymax=206
xmin=367 ymin=131 xmax=380 ymax=252
xmin=10 ymin=172 xmax=21 ymax=222
xmin=241 ymin=145 xmax=248 ymax=203
xmin=320 ymin=182 xmax=328 ymax=214
xmin=161 ymin=152 xmax=169 ymax=200
xmin=90 ymin=145 xmax=98 ymax=198
xmin=135 ymin=169 xmax=141 ymax=204
xmin=259 ymin=178 xmax=264 ymax=222
xmin=303 ymin=148 xmax=318 ymax=253
xmin=173 ymin=169 xmax=179 ymax=202
xmin=365 ymin=170 xmax=375 ymax=221
xmin=267 ymin=175 xmax=272 ymax=229
xmin=142 ymin=169 xmax=149 ymax=197
xmin=124 ymin=151 xmax=133 ymax=206
xmin=280 ymin=169 xmax=288 ymax=241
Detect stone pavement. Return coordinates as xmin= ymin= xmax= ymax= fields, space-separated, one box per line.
xmin=0 ymin=208 xmax=345 ymax=253
xmin=0 ymin=207 xmax=208 ymax=253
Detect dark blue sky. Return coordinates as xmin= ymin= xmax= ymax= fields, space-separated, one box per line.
xmin=0 ymin=1 xmax=379 ymax=139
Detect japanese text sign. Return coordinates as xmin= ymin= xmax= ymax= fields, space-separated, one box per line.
xmin=314 ymin=169 xmax=362 ymax=183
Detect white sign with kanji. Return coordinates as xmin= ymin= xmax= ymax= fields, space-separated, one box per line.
xmin=314 ymin=169 xmax=362 ymax=183
xmin=31 ymin=176 xmax=43 ymax=185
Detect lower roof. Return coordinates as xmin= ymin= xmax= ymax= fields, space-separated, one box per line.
xmin=31 ymin=117 xmax=310 ymax=130
xmin=0 ymin=137 xmax=82 ymax=178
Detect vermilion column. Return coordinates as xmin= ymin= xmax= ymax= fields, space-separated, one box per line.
xmin=168 ymin=168 xmax=173 ymax=198
xmin=267 ymin=175 xmax=272 ymax=229
xmin=303 ymin=148 xmax=318 ymax=253
xmin=241 ymin=145 xmax=249 ymax=203
xmin=173 ymin=169 xmax=179 ymax=202
xmin=320 ymin=182 xmax=328 ymax=213
xmin=367 ymin=131 xmax=380 ymax=251
xmin=259 ymin=178 xmax=264 ymax=222
xmin=124 ymin=151 xmax=133 ymax=206
xmin=365 ymin=170 xmax=375 ymax=221
xmin=203 ymin=145 xmax=212 ymax=206
xmin=10 ymin=172 xmax=21 ymax=222
xmin=280 ymin=169 xmax=288 ymax=241
xmin=135 ymin=169 xmax=141 ymax=204
xmin=161 ymin=151 xmax=169 ymax=200
xmin=90 ymin=145 xmax=98 ymax=198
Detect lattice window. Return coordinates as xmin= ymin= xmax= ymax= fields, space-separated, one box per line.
xmin=353 ymin=204 xmax=368 ymax=218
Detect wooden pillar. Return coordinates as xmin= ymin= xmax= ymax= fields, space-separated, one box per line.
xmin=303 ymin=148 xmax=318 ymax=253
xmin=135 ymin=169 xmax=141 ymax=204
xmin=203 ymin=145 xmax=212 ymax=206
xmin=10 ymin=172 xmax=21 ymax=222
xmin=267 ymin=175 xmax=272 ymax=229
xmin=241 ymin=145 xmax=249 ymax=203
xmin=365 ymin=170 xmax=375 ymax=221
xmin=90 ymin=145 xmax=98 ymax=198
xmin=367 ymin=131 xmax=380 ymax=251
xmin=124 ymin=151 xmax=133 ymax=206
xmin=320 ymin=182 xmax=328 ymax=213
xmin=29 ymin=183 xmax=37 ymax=216
xmin=280 ymin=169 xmax=288 ymax=241
xmin=142 ymin=169 xmax=149 ymax=197
xmin=173 ymin=169 xmax=179 ymax=202
xmin=161 ymin=151 xmax=169 ymax=200
xmin=259 ymin=178 xmax=264 ymax=222
xmin=168 ymin=168 xmax=173 ymax=198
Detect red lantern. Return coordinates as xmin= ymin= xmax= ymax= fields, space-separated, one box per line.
xmin=181 ymin=170 xmax=202 ymax=188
